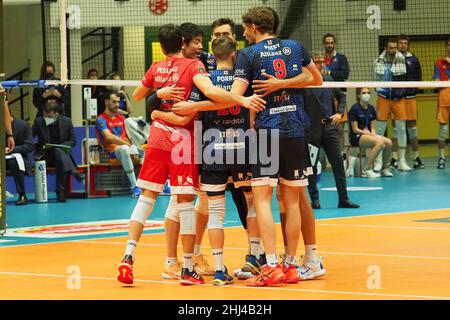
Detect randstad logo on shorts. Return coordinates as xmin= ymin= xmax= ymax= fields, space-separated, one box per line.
xmin=169 ymin=121 xmax=280 ymax=176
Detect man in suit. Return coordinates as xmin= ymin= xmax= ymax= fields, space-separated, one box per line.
xmin=5 ymin=104 xmax=34 ymax=205
xmin=33 ymin=99 xmax=81 ymax=202
xmin=302 ymin=55 xmax=359 ymax=209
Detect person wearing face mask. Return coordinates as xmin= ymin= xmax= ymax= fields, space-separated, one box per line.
xmin=33 ymin=99 xmax=81 ymax=202
xmin=33 ymin=61 xmax=70 ymax=118
xmin=348 ymin=88 xmax=393 ymax=178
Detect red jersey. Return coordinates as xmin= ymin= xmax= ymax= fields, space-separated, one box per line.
xmin=95 ymin=112 xmax=127 ymax=155
xmin=141 ymin=56 xmax=207 ymax=153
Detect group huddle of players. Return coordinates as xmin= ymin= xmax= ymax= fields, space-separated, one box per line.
xmin=117 ymin=6 xmax=326 ymax=287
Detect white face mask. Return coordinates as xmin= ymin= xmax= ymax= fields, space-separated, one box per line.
xmin=361 ymin=93 xmax=371 ymax=103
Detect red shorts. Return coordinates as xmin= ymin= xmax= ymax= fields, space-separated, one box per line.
xmin=136 ymin=148 xmax=199 ymax=194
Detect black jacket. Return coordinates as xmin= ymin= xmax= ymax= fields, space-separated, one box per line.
xmin=32 ymin=115 xmax=76 ymax=157
xmin=9 ymin=118 xmax=34 ymax=175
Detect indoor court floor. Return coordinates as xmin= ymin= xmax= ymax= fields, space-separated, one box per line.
xmin=1 ymin=156 xmax=450 ymax=300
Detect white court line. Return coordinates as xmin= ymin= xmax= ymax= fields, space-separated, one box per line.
xmin=0 ymin=271 xmax=449 ymax=300
xmin=75 ymin=240 xmax=450 ymax=261
xmin=317 ymin=223 xmax=450 ymax=231
xmin=2 ymin=207 xmax=450 ymax=248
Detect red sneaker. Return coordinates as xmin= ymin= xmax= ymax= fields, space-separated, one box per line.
xmin=117 ymin=255 xmax=134 ymax=285
xmin=282 ymin=264 xmax=300 ymax=284
xmin=245 ymin=264 xmax=286 ymax=287
xmin=179 ymin=268 xmax=205 ymax=286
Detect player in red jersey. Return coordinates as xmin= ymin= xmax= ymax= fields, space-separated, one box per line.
xmin=117 ymin=24 xmax=264 ymax=286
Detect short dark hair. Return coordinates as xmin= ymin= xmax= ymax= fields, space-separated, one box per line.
xmin=386 ymin=37 xmax=398 ymax=47
xmin=212 ymin=36 xmax=237 ymax=60
xmin=211 ymin=18 xmax=235 ymax=34
xmin=397 ymin=34 xmax=410 ymax=43
xmin=104 ymin=89 xmax=119 ymax=101
xmin=158 ymin=24 xmax=183 ymax=54
xmin=180 ymin=22 xmax=204 ymax=44
xmin=322 ymin=33 xmax=335 ymax=43
xmin=242 ymin=6 xmax=276 ymax=34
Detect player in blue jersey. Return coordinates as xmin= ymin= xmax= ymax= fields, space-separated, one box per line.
xmin=235 ymin=6 xmax=323 ymax=287
xmin=188 ymin=36 xmax=258 ymax=286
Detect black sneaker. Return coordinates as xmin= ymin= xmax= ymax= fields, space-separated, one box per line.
xmin=437 ymin=157 xmax=446 ymax=169
xmin=413 ymin=157 xmax=425 ymax=169
xmin=390 ymin=158 xmax=398 ymax=169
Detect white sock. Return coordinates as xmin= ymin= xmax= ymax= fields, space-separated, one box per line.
xmin=439 ymin=149 xmax=445 ymax=159
xmin=250 ymin=237 xmax=263 ymax=259
xmin=414 ymin=151 xmax=419 ymax=159
xmin=194 ymin=244 xmax=202 ymax=256
xmin=125 ymin=240 xmax=138 ymax=258
xmin=392 ymin=151 xmax=398 ymax=160
xmin=304 ymin=244 xmax=318 ymax=263
xmin=399 ymin=148 xmax=407 ymax=162
xmin=266 ymin=254 xmax=278 ymax=268
xmin=166 ymin=257 xmax=178 ymax=268
xmin=212 ymin=249 xmax=224 ymax=272
xmin=183 ymin=253 xmax=194 ymax=272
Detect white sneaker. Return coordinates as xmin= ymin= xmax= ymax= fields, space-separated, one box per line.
xmin=297 ymin=257 xmax=326 ymax=280
xmin=362 ymin=169 xmax=380 ymax=178
xmin=397 ymin=160 xmax=412 ymax=172
xmin=381 ymin=168 xmax=393 ymax=177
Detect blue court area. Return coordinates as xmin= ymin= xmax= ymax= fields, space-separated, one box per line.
xmin=2 ymin=157 xmax=450 ymax=247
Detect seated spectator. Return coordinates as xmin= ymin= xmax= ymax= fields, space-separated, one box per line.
xmin=5 ymin=100 xmax=33 ymax=205
xmin=95 ymin=90 xmax=141 ymax=197
xmin=108 ymin=72 xmax=133 ymax=118
xmin=33 ymin=61 xmax=70 ymax=118
xmin=33 ymin=100 xmax=82 ymax=202
xmin=348 ymin=88 xmax=393 ymax=178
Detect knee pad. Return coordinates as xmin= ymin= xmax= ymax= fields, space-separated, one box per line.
xmin=195 ymin=191 xmax=209 ymax=216
xmin=439 ymin=124 xmax=448 ymax=141
xmin=407 ymin=126 xmax=418 ymax=140
xmin=244 ymin=192 xmax=256 ymax=219
xmin=164 ymin=195 xmax=179 ymax=222
xmin=130 ymin=195 xmax=155 ymax=225
xmin=206 ymin=197 xmax=226 ymax=230
xmin=376 ymin=121 xmax=387 ymax=136
xmin=178 ymin=201 xmax=196 ymax=235
xmin=395 ymin=120 xmax=407 ymax=147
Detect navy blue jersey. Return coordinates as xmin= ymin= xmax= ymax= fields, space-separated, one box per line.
xmin=234 ymin=38 xmax=313 ymax=138
xmin=189 ymin=69 xmax=251 ymax=170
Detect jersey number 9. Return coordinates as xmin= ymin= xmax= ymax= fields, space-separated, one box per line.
xmin=273 ymin=59 xmax=287 ymax=79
